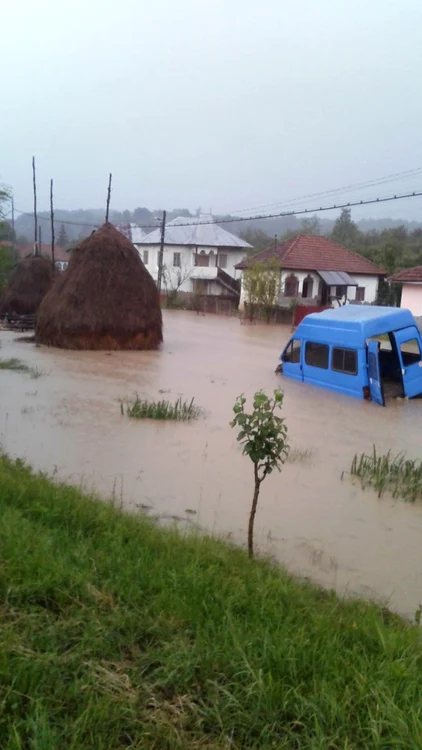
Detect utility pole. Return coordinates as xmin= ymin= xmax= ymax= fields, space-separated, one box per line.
xmin=38 ymin=225 xmax=42 ymax=253
xmin=157 ymin=209 xmax=166 ymax=293
xmin=50 ymin=179 xmax=55 ymax=273
xmin=32 ymin=156 xmax=38 ymax=255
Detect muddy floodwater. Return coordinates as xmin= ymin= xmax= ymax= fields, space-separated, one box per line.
xmin=1 ymin=310 xmax=422 ymax=617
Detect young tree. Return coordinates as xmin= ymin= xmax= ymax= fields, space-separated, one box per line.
xmin=242 ymin=258 xmax=281 ymax=322
xmin=231 ymin=389 xmax=289 ymax=558
xmin=162 ymin=261 xmax=192 ymax=307
xmin=57 ymin=223 xmax=69 ymax=248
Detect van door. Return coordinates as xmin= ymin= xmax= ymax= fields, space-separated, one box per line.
xmin=281 ymin=338 xmax=303 ymax=381
xmin=393 ymin=327 xmax=422 ymax=398
xmin=367 ymin=340 xmax=385 ymax=406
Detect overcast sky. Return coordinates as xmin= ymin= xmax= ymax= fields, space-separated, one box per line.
xmin=2 ymin=0 xmax=422 ymax=221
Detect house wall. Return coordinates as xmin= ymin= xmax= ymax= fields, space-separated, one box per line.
xmin=239 ymin=270 xmax=380 ymax=310
xmin=349 ymin=274 xmax=379 ymax=304
xmin=400 ymin=284 xmax=422 ymax=316
xmin=134 ymin=244 xmax=248 ymax=294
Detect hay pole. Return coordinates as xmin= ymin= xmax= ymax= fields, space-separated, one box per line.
xmin=50 ymin=179 xmax=55 ymax=273
xmin=32 ymin=156 xmax=38 ymax=255
xmin=105 ymin=173 xmax=112 ymax=223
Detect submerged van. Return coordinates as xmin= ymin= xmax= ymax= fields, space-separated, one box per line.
xmin=278 ymin=306 xmax=422 ymax=406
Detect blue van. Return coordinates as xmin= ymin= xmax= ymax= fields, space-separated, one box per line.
xmin=278 ymin=306 xmax=422 ymax=406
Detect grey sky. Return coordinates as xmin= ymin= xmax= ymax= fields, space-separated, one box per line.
xmin=3 ymin=0 xmax=422 ymax=220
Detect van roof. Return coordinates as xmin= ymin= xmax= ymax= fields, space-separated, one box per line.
xmin=295 ymin=305 xmax=417 ymax=345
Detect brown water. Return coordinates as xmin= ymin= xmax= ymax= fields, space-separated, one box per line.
xmin=1 ymin=311 xmax=422 ymax=618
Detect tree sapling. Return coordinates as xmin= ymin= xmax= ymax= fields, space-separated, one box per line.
xmin=231 ymin=389 xmax=289 ymax=558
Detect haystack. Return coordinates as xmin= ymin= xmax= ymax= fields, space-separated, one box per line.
xmin=35 ymin=223 xmax=163 ymax=350
xmin=0 ymin=255 xmax=54 ymax=316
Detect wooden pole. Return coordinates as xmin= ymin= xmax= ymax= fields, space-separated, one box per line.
xmin=32 ymin=156 xmax=38 ymax=255
xmin=157 ymin=210 xmax=167 ymax=293
xmin=38 ymin=225 xmax=42 ymax=252
xmin=11 ymin=197 xmax=16 ymax=253
xmin=105 ymin=173 xmax=112 ymax=223
xmin=50 ymin=179 xmax=55 ymax=272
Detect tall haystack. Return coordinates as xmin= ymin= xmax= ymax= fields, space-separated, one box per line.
xmin=35 ymin=223 xmax=163 ymax=350
xmin=0 ymin=255 xmax=54 ymax=316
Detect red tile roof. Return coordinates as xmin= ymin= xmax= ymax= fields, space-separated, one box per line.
xmin=236 ymin=234 xmax=384 ymax=275
xmin=389 ymin=266 xmax=422 ymax=283
xmin=18 ymin=243 xmax=70 ymax=263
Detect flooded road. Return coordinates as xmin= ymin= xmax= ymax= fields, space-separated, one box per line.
xmin=1 ymin=310 xmax=422 ymax=618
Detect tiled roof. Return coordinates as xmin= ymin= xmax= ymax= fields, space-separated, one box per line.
xmin=18 ymin=243 xmax=70 ymax=262
xmin=389 ymin=266 xmax=422 ymax=283
xmin=236 ymin=234 xmax=384 ymax=275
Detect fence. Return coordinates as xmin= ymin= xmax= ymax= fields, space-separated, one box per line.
xmin=293 ymin=304 xmax=329 ymax=327
xmin=161 ymin=292 xmax=239 ymax=316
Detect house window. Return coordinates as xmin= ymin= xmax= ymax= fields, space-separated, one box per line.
xmin=282 ymin=339 xmax=301 ymax=364
xmin=332 ymin=347 xmax=357 ymax=375
xmin=219 ymin=253 xmax=228 ymax=269
xmin=305 ymin=341 xmax=329 ymax=369
xmin=173 ymin=252 xmax=181 ymax=267
xmin=399 ymin=339 xmax=421 ymax=366
xmin=143 ymin=250 xmax=149 ymax=265
xmin=284 ymin=274 xmax=299 ymax=297
xmin=195 ymin=250 xmax=209 ymax=267
xmin=302 ymin=275 xmax=314 ymax=299
xmin=356 ymin=287 xmax=365 ymax=302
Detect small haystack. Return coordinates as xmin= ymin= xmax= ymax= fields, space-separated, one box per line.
xmin=35 ymin=223 xmax=163 ymax=350
xmin=0 ymin=255 xmax=54 ymax=316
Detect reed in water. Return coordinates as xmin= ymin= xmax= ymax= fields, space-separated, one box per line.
xmin=122 ymin=394 xmax=201 ymax=421
xmin=350 ymin=445 xmax=422 ymax=501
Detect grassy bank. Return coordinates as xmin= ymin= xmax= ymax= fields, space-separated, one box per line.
xmin=1 ymin=456 xmax=422 ymax=748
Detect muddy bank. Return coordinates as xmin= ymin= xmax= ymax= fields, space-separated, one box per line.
xmin=1 ymin=310 xmax=422 ymax=617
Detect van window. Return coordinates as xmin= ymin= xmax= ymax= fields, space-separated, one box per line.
xmin=332 ymin=347 xmax=357 ymax=375
xmin=368 ymin=352 xmax=377 ymax=380
xmin=305 ymin=342 xmax=329 ymax=369
xmin=399 ymin=339 xmax=421 ymax=366
xmin=283 ymin=339 xmax=301 ymax=364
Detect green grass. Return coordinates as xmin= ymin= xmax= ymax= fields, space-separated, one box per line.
xmin=122 ymin=394 xmax=201 ymax=421
xmin=350 ymin=445 xmax=422 ymax=501
xmin=0 ymin=358 xmax=44 ymax=379
xmin=0 ymin=357 xmax=29 ymax=372
xmin=1 ymin=455 xmax=422 ymax=748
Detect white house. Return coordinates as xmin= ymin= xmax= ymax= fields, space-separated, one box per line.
xmin=134 ymin=215 xmax=251 ymax=297
xmin=236 ymin=234 xmax=384 ymax=309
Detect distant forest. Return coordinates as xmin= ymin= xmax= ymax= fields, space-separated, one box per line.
xmin=4 ymin=206 xmax=422 ymax=286
xmin=9 ymin=206 xmax=422 ymax=242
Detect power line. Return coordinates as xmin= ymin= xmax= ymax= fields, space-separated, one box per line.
xmin=224 ymin=167 xmax=422 ymax=215
xmin=9 ymin=182 xmax=422 ymax=234
xmin=132 ymin=190 xmax=422 ymax=230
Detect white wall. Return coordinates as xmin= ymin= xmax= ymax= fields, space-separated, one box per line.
xmin=134 ymin=244 xmax=248 ymax=294
xmin=351 ymin=274 xmax=379 ymax=304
